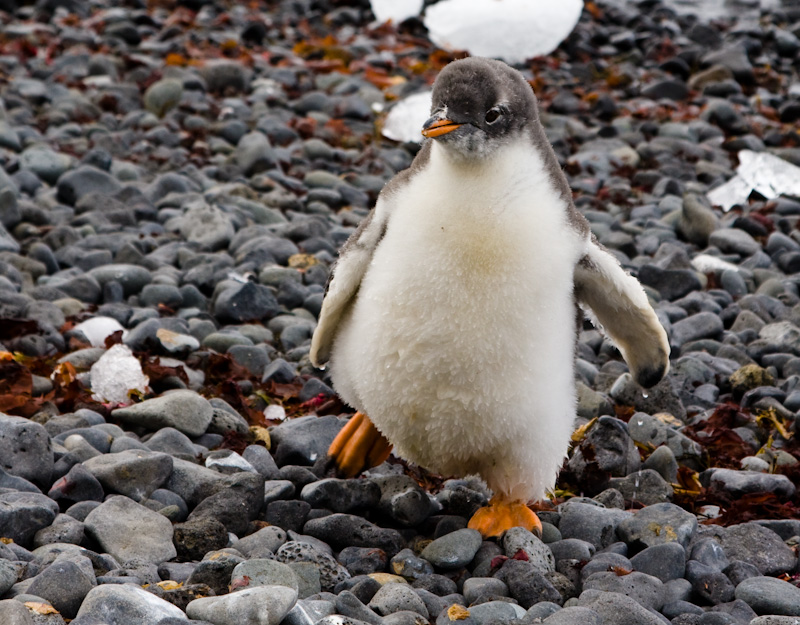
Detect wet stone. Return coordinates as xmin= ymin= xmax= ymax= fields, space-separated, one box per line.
xmin=494 ymin=559 xmax=562 ymax=608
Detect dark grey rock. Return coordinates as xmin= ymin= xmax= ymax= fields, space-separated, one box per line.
xmin=0 ymin=492 xmax=58 ymax=547
xmin=566 ymin=417 xmax=641 ymax=494
xmin=608 ymin=469 xmax=673 ymax=505
xmin=271 ymin=415 xmax=343 ymax=467
xmin=0 ymin=414 xmax=53 ymax=488
xmin=301 ymin=478 xmax=381 ymax=513
xmin=629 ymin=542 xmax=686 ymax=582
xmin=557 ymin=500 xmax=632 ymax=549
xmin=616 ymin=503 xmax=697 ymax=549
xmin=82 ymin=449 xmax=173 ymax=502
xmin=735 ymin=576 xmax=800 ymax=616
xmin=214 ymin=282 xmax=280 ymax=323
xmin=26 ymin=558 xmax=96 ymax=618
xmin=717 ymin=523 xmax=796 ymax=576
xmin=57 ymin=166 xmax=121 ymax=205
xmin=494 ymin=559 xmax=561 ymax=608
xmin=685 ymin=560 xmax=735 ymax=605
xmin=705 ymin=468 xmax=795 ymax=499
xmin=373 ymin=475 xmax=432 ymax=527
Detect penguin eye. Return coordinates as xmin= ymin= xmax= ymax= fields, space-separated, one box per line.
xmin=485 ymin=107 xmax=502 ymax=124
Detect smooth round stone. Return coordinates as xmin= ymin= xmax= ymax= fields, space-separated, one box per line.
xmin=231 ymin=559 xmax=299 ymax=592
xmin=629 ymin=542 xmax=686 ymax=582
xmin=0 ymin=492 xmax=59 ymax=546
xmin=144 ymin=79 xmax=183 ymax=117
xmin=82 ymin=449 xmax=173 ymax=502
xmin=56 ymin=165 xmax=122 ymax=206
xmin=75 ymin=584 xmax=187 ymax=624
xmin=0 ymin=414 xmax=53 ymax=488
xmin=735 ymin=576 xmax=800 ymax=615
xmin=111 ymin=390 xmax=213 ymax=437
xmin=88 ymin=264 xmax=152 ymax=297
xmin=468 ymin=601 xmax=525 ymax=624
xmin=369 ymin=582 xmax=429 ymax=617
xmin=582 ymin=571 xmax=665 ymax=611
xmin=616 ymin=503 xmax=697 ymax=549
xmin=187 ymin=585 xmax=298 ymax=625
xmin=420 ymin=529 xmax=482 ymax=570
xmin=83 ymin=496 xmax=177 ymax=565
xmin=26 ymin=558 xmax=95 ymax=619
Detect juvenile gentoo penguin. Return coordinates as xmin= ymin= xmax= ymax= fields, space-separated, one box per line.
xmin=310 ymin=57 xmax=670 ymax=537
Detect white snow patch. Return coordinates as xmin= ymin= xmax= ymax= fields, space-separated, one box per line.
xmin=206 ymin=451 xmax=256 ymax=472
xmin=691 ymin=254 xmax=741 ymax=274
xmin=382 ymin=91 xmax=432 ymax=143
xmin=370 ymin=0 xmax=424 ymax=23
xmin=73 ymin=316 xmax=127 ymax=347
xmin=90 ymin=344 xmax=149 ymax=405
xmin=707 ymin=150 xmax=800 ymax=211
xmin=264 ymin=404 xmax=287 ymax=421
xmin=424 ymin=0 xmax=584 ymax=64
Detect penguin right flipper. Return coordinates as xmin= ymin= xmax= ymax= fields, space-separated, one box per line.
xmin=574 ymin=237 xmax=671 ymax=388
xmin=309 ymin=203 xmax=389 ymax=368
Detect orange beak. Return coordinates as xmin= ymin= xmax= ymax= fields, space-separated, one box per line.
xmin=421 ymin=118 xmax=462 ymax=138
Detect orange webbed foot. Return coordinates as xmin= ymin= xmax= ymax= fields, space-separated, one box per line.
xmin=468 ymin=498 xmax=542 ymax=539
xmin=328 ymin=412 xmax=392 ymax=478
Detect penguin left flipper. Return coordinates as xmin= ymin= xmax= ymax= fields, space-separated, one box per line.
xmin=310 ymin=204 xmax=389 ymax=368
xmin=575 ymin=237 xmax=671 ymax=388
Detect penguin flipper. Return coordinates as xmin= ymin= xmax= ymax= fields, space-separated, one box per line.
xmin=310 ymin=205 xmax=388 ymax=367
xmin=574 ymin=238 xmax=670 ymax=388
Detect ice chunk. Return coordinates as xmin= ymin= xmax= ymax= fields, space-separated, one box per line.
xmin=73 ymin=316 xmax=127 ymax=347
xmin=382 ymin=91 xmax=432 ymax=143
xmin=424 ymin=0 xmax=584 ymax=64
xmin=707 ymin=150 xmax=800 ymax=211
xmin=90 ymin=344 xmax=149 ymax=405
xmin=370 ymin=0 xmax=424 ymax=23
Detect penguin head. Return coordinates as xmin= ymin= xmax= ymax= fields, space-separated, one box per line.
xmin=422 ymin=57 xmax=538 ymax=160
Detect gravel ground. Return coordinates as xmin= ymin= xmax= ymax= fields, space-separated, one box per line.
xmin=2 ymin=1 xmax=800 ymax=624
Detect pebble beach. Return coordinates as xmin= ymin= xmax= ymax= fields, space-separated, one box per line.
xmin=2 ymin=1 xmax=800 ymax=624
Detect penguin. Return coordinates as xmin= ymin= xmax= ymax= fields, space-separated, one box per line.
xmin=310 ymin=57 xmax=670 ymax=537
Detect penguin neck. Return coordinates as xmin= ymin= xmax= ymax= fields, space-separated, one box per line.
xmin=429 ymin=138 xmax=543 ymax=201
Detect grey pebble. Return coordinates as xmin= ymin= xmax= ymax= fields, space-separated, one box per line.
xmin=83 ymin=495 xmax=177 ymax=565
xmin=420 ymin=528 xmax=482 ymax=570
xmin=187 ymin=585 xmax=298 ymax=625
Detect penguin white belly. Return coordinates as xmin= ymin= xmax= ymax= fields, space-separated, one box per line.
xmin=331 ymin=142 xmax=586 ymax=501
